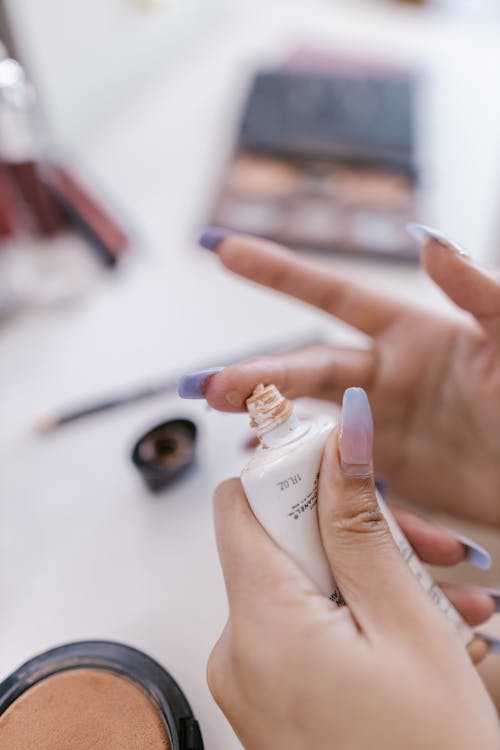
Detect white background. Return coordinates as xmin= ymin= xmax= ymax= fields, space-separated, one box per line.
xmin=2 ymin=2 xmax=500 ymax=748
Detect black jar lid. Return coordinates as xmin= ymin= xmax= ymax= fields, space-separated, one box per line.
xmin=131 ymin=418 xmax=197 ymax=493
xmin=0 ymin=640 xmax=204 ymax=750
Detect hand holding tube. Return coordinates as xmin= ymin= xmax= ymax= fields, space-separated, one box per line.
xmin=208 ymin=390 xmax=500 ymax=750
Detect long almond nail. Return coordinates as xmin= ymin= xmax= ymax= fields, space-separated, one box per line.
xmin=444 ymin=529 xmax=492 ymax=571
xmin=339 ymin=388 xmax=373 ymax=477
xmin=406 ymin=223 xmax=470 ymax=259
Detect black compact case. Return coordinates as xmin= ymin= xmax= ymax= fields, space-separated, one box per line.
xmin=0 ymin=641 xmax=204 ymax=750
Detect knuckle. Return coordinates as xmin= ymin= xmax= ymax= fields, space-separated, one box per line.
xmin=207 ymin=622 xmax=263 ymax=713
xmin=333 ymin=483 xmax=386 ymax=537
xmin=206 ymin=640 xmax=230 ymax=707
xmin=230 ymin=617 xmax=278 ymax=686
xmin=266 ymin=263 xmax=292 ymax=291
xmin=230 ymin=617 xmax=256 ymax=661
xmin=317 ymin=284 xmax=348 ymax=317
xmin=336 ymin=506 xmax=385 ymax=537
xmin=241 ymin=355 xmax=267 ymax=368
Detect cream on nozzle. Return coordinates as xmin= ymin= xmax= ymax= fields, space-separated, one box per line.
xmin=246 ymin=384 xmax=297 ymax=440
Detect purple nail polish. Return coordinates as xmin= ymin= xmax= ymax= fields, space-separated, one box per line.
xmin=199 ymin=227 xmax=231 ymax=252
xmin=444 ymin=529 xmax=492 ymax=570
xmin=339 ymin=388 xmax=373 ymax=476
xmin=476 ymin=631 xmax=500 ymax=654
xmin=406 ymin=223 xmax=470 ymax=259
xmin=177 ymin=367 xmax=224 ymax=399
xmin=375 ymin=476 xmax=389 ymax=497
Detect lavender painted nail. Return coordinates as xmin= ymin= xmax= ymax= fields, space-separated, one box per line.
xmin=178 ymin=367 xmax=224 ymax=399
xmin=339 ymin=387 xmax=373 ymax=476
xmin=406 ymin=223 xmax=470 ymax=258
xmin=445 ymin=529 xmax=492 ymax=570
xmin=375 ymin=476 xmax=389 ymax=497
xmin=476 ymin=632 xmax=500 ymax=654
xmin=199 ymin=227 xmax=231 ymax=252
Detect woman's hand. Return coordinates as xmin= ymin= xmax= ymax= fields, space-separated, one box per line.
xmin=208 ymin=389 xmax=500 ymax=750
xmin=182 ymin=226 xmax=500 ymax=525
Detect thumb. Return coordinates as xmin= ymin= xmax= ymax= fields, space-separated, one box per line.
xmin=410 ymin=224 xmax=500 ymax=342
xmin=318 ymin=388 xmax=437 ymax=637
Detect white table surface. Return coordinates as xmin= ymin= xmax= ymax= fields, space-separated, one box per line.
xmin=2 ymin=2 xmax=500 ymax=748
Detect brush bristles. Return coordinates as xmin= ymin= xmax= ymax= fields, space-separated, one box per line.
xmin=33 ymin=414 xmax=57 ymax=433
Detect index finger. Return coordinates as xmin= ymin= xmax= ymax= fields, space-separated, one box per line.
xmin=204 ymin=343 xmax=374 ymax=412
xmin=214 ymin=233 xmax=405 ymax=335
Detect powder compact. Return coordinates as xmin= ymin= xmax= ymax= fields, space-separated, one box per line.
xmin=132 ymin=418 xmax=197 ymax=492
xmin=0 ymin=641 xmax=204 ymax=750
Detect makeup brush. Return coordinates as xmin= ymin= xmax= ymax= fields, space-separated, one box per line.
xmin=34 ymin=379 xmax=177 ymax=433
xmin=34 ymin=333 xmax=323 ymax=433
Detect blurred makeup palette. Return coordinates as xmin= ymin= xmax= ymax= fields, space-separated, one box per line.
xmin=211 ymin=57 xmax=420 ymax=261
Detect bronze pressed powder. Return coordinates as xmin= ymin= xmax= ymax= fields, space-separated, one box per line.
xmin=0 ymin=641 xmax=204 ymax=750
xmin=0 ymin=668 xmax=171 ymax=750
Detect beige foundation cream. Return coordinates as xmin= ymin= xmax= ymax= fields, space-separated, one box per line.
xmin=0 ymin=642 xmax=203 ymax=750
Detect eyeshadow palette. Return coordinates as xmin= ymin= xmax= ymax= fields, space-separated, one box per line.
xmin=210 ymin=65 xmax=421 ymax=261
